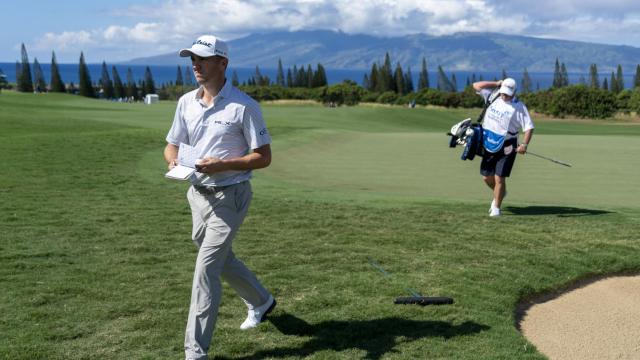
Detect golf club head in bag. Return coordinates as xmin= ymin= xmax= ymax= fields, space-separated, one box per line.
xmin=394 ymin=296 xmax=455 ymax=306
xmin=448 ymin=118 xmax=472 ymax=148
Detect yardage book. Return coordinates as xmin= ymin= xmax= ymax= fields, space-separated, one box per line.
xmin=165 ymin=143 xmax=200 ymax=181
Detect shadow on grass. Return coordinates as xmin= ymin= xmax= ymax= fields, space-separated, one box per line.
xmin=505 ymin=205 xmax=612 ymax=217
xmin=216 ymin=313 xmax=490 ymax=360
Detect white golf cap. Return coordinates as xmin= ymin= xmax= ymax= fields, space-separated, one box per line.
xmin=499 ymin=78 xmax=517 ymax=96
xmin=179 ymin=35 xmax=229 ymax=59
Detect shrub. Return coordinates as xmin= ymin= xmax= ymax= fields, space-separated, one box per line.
xmin=520 ymin=85 xmax=616 ymax=119
xmin=319 ymin=81 xmax=363 ymax=106
xmin=376 ymin=91 xmax=397 ymax=104
xmin=628 ymin=88 xmax=640 ymax=113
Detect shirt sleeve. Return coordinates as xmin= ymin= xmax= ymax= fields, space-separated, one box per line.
xmin=242 ymin=103 xmax=271 ymax=150
xmin=165 ymin=98 xmax=189 ymax=145
xmin=478 ymin=88 xmax=493 ymax=104
xmin=518 ymin=103 xmax=535 ymax=132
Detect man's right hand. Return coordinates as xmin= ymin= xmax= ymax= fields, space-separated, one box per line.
xmin=168 ymin=159 xmax=178 ymax=170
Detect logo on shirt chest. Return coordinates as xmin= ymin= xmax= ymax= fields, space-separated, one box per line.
xmin=214 ymin=120 xmax=233 ymax=126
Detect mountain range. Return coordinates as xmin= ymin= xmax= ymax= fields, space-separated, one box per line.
xmin=126 ymin=30 xmax=640 ymax=73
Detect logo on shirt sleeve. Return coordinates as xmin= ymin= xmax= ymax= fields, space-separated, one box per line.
xmin=259 ymin=128 xmax=268 ymax=136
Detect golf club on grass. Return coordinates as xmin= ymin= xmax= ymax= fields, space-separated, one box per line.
xmin=524 ymin=150 xmax=572 ymax=167
xmin=367 ymin=257 xmax=454 ymax=306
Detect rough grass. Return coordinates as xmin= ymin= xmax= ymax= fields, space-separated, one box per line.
xmin=1 ymin=91 xmax=639 ymax=359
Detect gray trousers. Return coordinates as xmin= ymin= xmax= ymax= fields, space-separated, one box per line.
xmin=184 ymin=181 xmax=270 ymax=360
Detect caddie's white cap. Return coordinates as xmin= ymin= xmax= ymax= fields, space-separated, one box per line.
xmin=179 ymin=35 xmax=229 ymax=59
xmin=499 ymin=78 xmax=517 ymax=96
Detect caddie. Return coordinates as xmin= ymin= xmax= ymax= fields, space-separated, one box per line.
xmin=163 ymin=35 xmax=275 ymax=360
xmin=472 ymin=78 xmax=534 ymax=217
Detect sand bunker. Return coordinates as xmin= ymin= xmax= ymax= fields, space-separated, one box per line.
xmin=519 ymin=276 xmax=640 ymax=360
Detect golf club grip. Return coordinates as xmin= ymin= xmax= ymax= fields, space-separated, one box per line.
xmin=394 ymin=296 xmax=454 ymax=306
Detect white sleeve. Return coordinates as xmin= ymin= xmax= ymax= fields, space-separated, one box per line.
xmin=242 ymin=103 xmax=271 ymax=150
xmin=518 ymin=104 xmax=535 ymax=132
xmin=478 ymin=88 xmax=493 ymax=103
xmin=165 ymin=98 xmax=189 ymax=145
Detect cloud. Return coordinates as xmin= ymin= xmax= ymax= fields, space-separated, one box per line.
xmin=36 ymin=31 xmax=93 ymax=51
xmin=30 ymin=0 xmax=640 ymax=61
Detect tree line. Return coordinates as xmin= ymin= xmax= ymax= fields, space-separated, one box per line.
xmin=12 ymin=43 xmax=175 ymax=101
xmin=7 ymin=43 xmax=640 ymax=118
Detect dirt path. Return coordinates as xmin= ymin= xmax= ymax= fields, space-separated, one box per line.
xmin=519 ymin=276 xmax=640 ymax=359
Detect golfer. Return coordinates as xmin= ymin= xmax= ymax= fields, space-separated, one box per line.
xmin=164 ymin=35 xmax=275 ymax=360
xmin=472 ymin=78 xmax=534 ymax=217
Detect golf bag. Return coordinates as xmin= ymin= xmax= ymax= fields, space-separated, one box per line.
xmin=448 ymin=118 xmax=483 ymax=161
xmin=447 ymin=89 xmax=500 ymax=161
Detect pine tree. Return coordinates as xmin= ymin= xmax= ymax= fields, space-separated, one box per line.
xmin=231 ymin=70 xmax=239 ymax=86
xmin=175 ymin=65 xmax=184 ymax=86
xmin=616 ymin=64 xmax=624 ymax=92
xmin=589 ymin=64 xmax=599 ymax=89
xmin=418 ymin=57 xmax=429 ymax=90
xmin=112 ymin=66 xmax=125 ymax=99
xmin=368 ymin=63 xmax=378 ymax=92
xmin=17 ymin=43 xmax=34 ymax=92
xmin=560 ymin=63 xmax=569 ymax=87
xmin=552 ymin=58 xmax=562 ymax=88
xmin=139 ymin=79 xmax=147 ymax=98
xmin=437 ymin=65 xmax=454 ymax=92
xmin=363 ymin=74 xmax=370 ymax=90
xmin=394 ymin=62 xmax=405 ymax=95
xmin=306 ymin=64 xmax=313 ymax=88
xmin=276 ymin=59 xmax=285 ymax=86
xmin=33 ymin=58 xmax=47 ymax=92
xmin=126 ymin=68 xmax=138 ymax=100
xmin=377 ymin=53 xmax=393 ymax=92
xmin=254 ymin=66 xmax=263 ymax=86
xmin=298 ymin=65 xmax=307 ymax=87
xmin=603 ymin=77 xmax=608 ymax=91
xmin=100 ymin=61 xmax=114 ymax=98
xmin=143 ymin=66 xmax=156 ymax=95
xmin=501 ymin=69 xmax=508 ymax=79
xmin=521 ymin=68 xmax=532 ymax=94
xmin=286 ymin=69 xmax=293 ymax=87
xmin=184 ymin=67 xmax=194 ymax=86
xmin=609 ymin=72 xmax=617 ymax=93
xmin=78 ymin=52 xmax=95 ymax=98
xmin=313 ymin=63 xmax=327 ymax=87
xmin=404 ymin=66 xmax=414 ymax=93
xmin=634 ymin=64 xmax=640 ymax=89
xmin=292 ymin=65 xmax=300 ymax=87
xmin=450 ymin=73 xmax=457 ymax=92
xmin=49 ymin=51 xmax=65 ymax=92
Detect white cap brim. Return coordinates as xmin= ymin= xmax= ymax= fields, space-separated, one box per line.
xmin=499 ymin=85 xmax=515 ymax=96
xmin=179 ymin=48 xmax=211 ymax=58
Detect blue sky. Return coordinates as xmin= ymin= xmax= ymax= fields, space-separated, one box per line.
xmin=4 ymin=0 xmax=640 ymax=64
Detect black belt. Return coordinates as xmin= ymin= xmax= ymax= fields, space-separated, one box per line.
xmin=193 ymin=184 xmax=233 ymax=194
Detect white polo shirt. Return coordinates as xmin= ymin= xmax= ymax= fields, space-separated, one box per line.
xmin=166 ymin=81 xmax=271 ymax=187
xmin=479 ymin=89 xmax=534 ymax=139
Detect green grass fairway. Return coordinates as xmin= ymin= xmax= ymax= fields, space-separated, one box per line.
xmin=1 ymin=91 xmax=639 ymax=360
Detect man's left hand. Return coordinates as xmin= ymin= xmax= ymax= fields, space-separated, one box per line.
xmin=195 ymin=157 xmax=227 ymax=174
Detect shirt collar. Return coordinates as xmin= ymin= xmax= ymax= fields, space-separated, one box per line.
xmin=195 ymin=79 xmax=231 ymax=107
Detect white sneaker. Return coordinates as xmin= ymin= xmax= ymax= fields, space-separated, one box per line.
xmin=240 ymin=295 xmax=276 ymax=330
xmin=489 ymin=191 xmax=507 ymax=213
xmin=489 ymin=207 xmax=501 ymax=217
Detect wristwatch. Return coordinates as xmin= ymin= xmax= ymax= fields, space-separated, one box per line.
xmin=521 ymin=143 xmax=528 ymax=148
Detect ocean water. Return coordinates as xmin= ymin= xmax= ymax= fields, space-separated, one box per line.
xmin=1 ymin=62 xmax=633 ymax=91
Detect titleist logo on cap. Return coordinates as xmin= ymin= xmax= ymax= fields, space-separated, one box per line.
xmin=194 ymin=39 xmax=213 ymax=47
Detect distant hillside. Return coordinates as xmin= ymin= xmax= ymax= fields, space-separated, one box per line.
xmin=125 ymin=30 xmax=640 ymax=73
